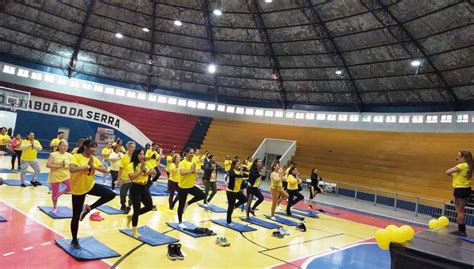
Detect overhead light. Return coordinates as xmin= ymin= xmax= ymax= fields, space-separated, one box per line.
xmin=174 ymin=20 xmax=182 ymax=26
xmin=265 ymin=0 xmax=272 ymax=2
xmin=142 ymin=27 xmax=150 ymax=32
xmin=115 ymin=33 xmax=123 ymax=38
xmin=213 ymin=9 xmax=222 ymax=16
xmin=335 ymin=70 xmax=343 ymax=75
xmin=208 ymin=64 xmax=217 ymax=74
xmin=411 ymin=60 xmax=421 ymax=67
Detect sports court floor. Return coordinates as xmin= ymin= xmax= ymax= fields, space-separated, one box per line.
xmin=0 ymin=158 xmax=424 ymax=269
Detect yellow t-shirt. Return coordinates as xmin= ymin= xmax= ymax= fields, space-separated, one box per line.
xmin=224 ymin=160 xmax=231 ymax=172
xmin=112 ymin=143 xmax=126 ymax=153
xmin=166 ymin=155 xmax=173 ymax=172
xmin=227 ymin=170 xmax=243 ymax=192
xmin=242 ymin=163 xmax=251 ymax=180
xmin=127 ymin=162 xmax=153 ymax=185
xmin=101 ymin=148 xmax=112 ymax=160
xmin=119 ymin=154 xmax=132 ymax=181
xmin=0 ymin=134 xmax=11 ymax=146
xmin=178 ymin=159 xmax=196 ymax=189
xmin=168 ymin=163 xmax=180 ymax=183
xmin=453 ymin=162 xmax=471 ymax=188
xmin=70 ymin=154 xmax=102 ymax=195
xmin=50 ymin=138 xmax=63 ymax=151
xmin=48 ymin=151 xmax=72 ymax=183
xmin=21 ymin=140 xmax=42 ymax=161
xmin=270 ymin=172 xmax=283 ymax=189
xmin=192 ymin=155 xmax=203 ymax=168
xmin=145 ymin=149 xmax=160 ymax=168
xmin=287 ymin=175 xmax=300 ymax=190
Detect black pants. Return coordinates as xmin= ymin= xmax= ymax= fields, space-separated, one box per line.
xmin=152 ymin=167 xmax=161 ymax=182
xmin=168 ymin=180 xmax=179 ymax=210
xmin=70 ymin=184 xmax=115 ymax=241
xmin=246 ymin=187 xmax=264 ymax=215
xmin=287 ymin=189 xmax=304 ymax=214
xmin=110 ymin=170 xmax=119 ymax=190
xmin=11 ymin=150 xmax=21 ymax=169
xmin=177 ymin=186 xmax=205 ymax=223
xmin=226 ymin=191 xmax=247 ymax=223
xmin=130 ymin=183 xmax=153 ymax=227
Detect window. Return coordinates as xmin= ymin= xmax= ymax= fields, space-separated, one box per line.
xmin=305 ymin=113 xmax=315 ymax=120
xmin=2 ymin=65 xmax=15 ymax=74
xmin=93 ymin=85 xmax=103 ymax=93
xmin=440 ymin=115 xmax=452 ymax=123
xmin=399 ymin=115 xmax=410 ymax=123
xmin=426 ymin=115 xmax=438 ymax=123
xmin=295 ymin=112 xmax=305 ymax=119
xmin=207 ymin=103 xmax=216 ymax=111
xmin=338 ymin=114 xmax=348 ymax=121
xmin=255 ymin=109 xmax=264 ymax=116
xmin=245 ymin=108 xmax=254 ymax=115
xmin=82 ymin=83 xmax=92 ymax=90
xmin=167 ymin=98 xmax=177 ymax=105
xmin=217 ymin=105 xmax=226 ymax=112
xmin=236 ymin=107 xmax=244 ymax=114
xmin=457 ymin=114 xmax=469 ymax=123
xmin=349 ymin=115 xmax=359 ymax=122
xmin=412 ymin=115 xmax=424 ymax=123
xmin=386 ymin=115 xmax=396 ymax=123
xmin=178 ymin=99 xmax=187 ymax=106
xmin=373 ymin=115 xmax=384 ymax=123
xmin=158 ymin=96 xmax=167 ymax=103
xmin=275 ymin=111 xmax=283 ymax=118
xmin=265 ymin=110 xmax=274 ymax=117
xmin=137 ymin=93 xmax=146 ymax=100
xmin=226 ymin=106 xmax=235 ymax=113
xmin=44 ymin=74 xmax=55 ymax=83
xmin=361 ymin=115 xmax=372 ymax=122
xmin=286 ymin=111 xmax=295 ymax=118
xmin=327 ymin=114 xmax=336 ymax=121
xmin=197 ymin=102 xmax=206 ymax=110
xmin=115 ymin=89 xmax=125 ymax=96
xmin=316 ymin=113 xmax=326 ymax=120
xmin=104 ymin=87 xmax=115 ymax=94
xmin=31 ymin=72 xmax=42 ymax=80
xmin=126 ymin=91 xmax=136 ymax=98
xmin=16 ymin=68 xmax=29 ymax=77
xmin=70 ymin=80 xmax=80 ymax=88
xmin=56 ymin=77 xmax=67 ymax=85
xmin=148 ymin=94 xmax=157 ymax=102
xmin=187 ymin=100 xmax=197 ymax=108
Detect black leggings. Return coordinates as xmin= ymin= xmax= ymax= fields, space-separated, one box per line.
xmin=130 ymin=183 xmax=153 ymax=227
xmin=287 ymin=189 xmax=304 ymax=214
xmin=71 ymin=184 xmax=115 ymax=241
xmin=177 ymin=186 xmax=205 ymax=223
xmin=246 ymin=187 xmax=264 ymax=214
xmin=110 ymin=170 xmax=119 ymax=190
xmin=11 ymin=150 xmax=21 ymax=169
xmin=168 ymin=180 xmax=179 ymax=210
xmin=226 ymin=191 xmax=247 ymax=223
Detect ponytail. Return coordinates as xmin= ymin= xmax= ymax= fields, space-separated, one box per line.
xmin=460 ymin=150 xmax=473 ymax=179
xmin=77 ymin=139 xmax=97 ymax=154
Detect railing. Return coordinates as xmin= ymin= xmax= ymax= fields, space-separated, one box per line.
xmin=279 ymin=141 xmax=296 ymax=167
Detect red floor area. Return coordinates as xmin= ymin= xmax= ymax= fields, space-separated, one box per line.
xmin=0 ymin=202 xmax=110 ymax=269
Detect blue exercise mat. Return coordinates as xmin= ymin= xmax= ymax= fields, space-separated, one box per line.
xmin=3 ymin=180 xmax=31 ymax=186
xmin=211 ymin=219 xmax=257 ymax=233
xmin=38 ymin=206 xmax=73 ymax=219
xmin=166 ymin=221 xmax=216 ymax=238
xmin=97 ymin=205 xmax=124 ymax=215
xmin=0 ymin=215 xmax=7 ymax=222
xmin=198 ymin=203 xmax=227 ymax=213
xmin=240 ymin=217 xmax=281 ymax=229
xmin=265 ymin=214 xmax=299 ymax=226
xmin=276 ymin=211 xmax=305 ymax=221
xmin=459 ymin=237 xmax=474 ymax=244
xmin=0 ymin=168 xmax=18 ymax=173
xmin=120 ymin=226 xmax=179 ymax=246
xmin=55 ymin=236 xmax=120 ymax=260
xmin=290 ymin=209 xmax=319 ymax=218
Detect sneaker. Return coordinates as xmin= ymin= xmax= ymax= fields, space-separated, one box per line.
xmin=450 ymin=230 xmax=467 ymax=237
xmin=167 ymin=244 xmax=177 ymax=260
xmin=279 ymin=227 xmax=290 ymax=236
xmin=216 ymin=236 xmax=230 ymax=247
xmin=71 ymin=240 xmax=81 ymax=249
xmin=308 ymin=204 xmax=314 ymax=209
xmin=174 ymin=244 xmax=184 ymax=260
xmin=30 ymin=181 xmax=38 ymax=187
xmin=51 ymin=208 xmax=58 ymax=215
xmin=120 ymin=205 xmax=127 ymax=212
xmin=20 ymin=183 xmax=26 ymax=188
xmin=35 ymin=181 xmax=42 ymax=186
xmin=270 ymin=216 xmax=277 ymax=221
xmin=178 ymin=223 xmax=187 ymax=229
xmin=79 ymin=204 xmax=91 ymax=221
xmin=272 ymin=231 xmax=284 ymax=238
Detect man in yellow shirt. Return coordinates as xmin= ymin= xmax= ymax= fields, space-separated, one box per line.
xmin=20 ymin=132 xmax=43 ymax=187
xmin=0 ymin=127 xmax=15 ymax=164
xmin=118 ymin=141 xmax=136 ymax=213
xmin=50 ymin=131 xmax=66 ymax=152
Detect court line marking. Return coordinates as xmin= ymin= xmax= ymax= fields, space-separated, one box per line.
xmin=41 ymin=242 xmax=51 ymax=246
xmin=0 ymin=200 xmax=115 ymax=268
xmin=259 ymin=233 xmax=345 ymax=253
xmin=3 ymin=252 xmax=15 ymax=256
xmin=299 ymin=242 xmax=375 ymax=269
xmin=22 ymin=247 xmax=34 ymax=251
xmin=110 ymin=243 xmax=145 ymax=269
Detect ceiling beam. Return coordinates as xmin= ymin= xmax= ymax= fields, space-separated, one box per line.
xmin=245 ymin=0 xmax=288 ymax=109
xmin=297 ymin=0 xmax=363 ymax=112
xmin=67 ymin=0 xmax=95 ymax=78
xmin=145 ymin=0 xmax=158 ymax=92
xmin=198 ymin=0 xmax=218 ymax=101
xmin=361 ymin=0 xmax=460 ymax=110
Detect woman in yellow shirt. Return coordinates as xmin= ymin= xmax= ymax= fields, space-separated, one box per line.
xmin=69 ymin=139 xmax=115 ymax=249
xmin=167 ymin=153 xmax=181 ymax=210
xmin=109 ymin=145 xmax=123 ymax=190
xmin=166 ymin=149 xmax=176 ymax=178
xmin=286 ymin=166 xmax=304 ymax=216
xmin=127 ymin=149 xmax=156 ymax=238
xmin=177 ymin=147 xmax=206 ymax=228
xmin=46 ymin=141 xmax=72 ymax=214
xmin=226 ymin=160 xmax=247 ymax=225
xmin=269 ymin=163 xmax=288 ymax=219
xmin=446 ymin=149 xmax=473 ymax=237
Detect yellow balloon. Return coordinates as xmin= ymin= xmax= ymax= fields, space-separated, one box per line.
xmin=428 ymin=219 xmax=439 ymax=229
xmin=376 ymin=238 xmax=390 ymax=250
xmin=386 ymin=225 xmax=398 ymax=240
xmin=392 ymin=228 xmax=405 ymax=243
xmin=400 ymin=225 xmax=415 ymax=241
xmin=375 ymin=229 xmax=391 ymax=250
xmin=438 ymin=216 xmax=449 ymax=227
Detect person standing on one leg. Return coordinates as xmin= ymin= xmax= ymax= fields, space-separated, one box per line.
xmin=118 ymin=141 xmax=136 ymax=213
xmin=246 ymin=158 xmax=266 ymax=218
xmin=109 ymin=146 xmax=122 ymax=190
xmin=226 ymin=160 xmax=247 ymax=225
xmin=20 ymin=132 xmax=42 ymax=187
xmin=69 ymin=139 xmax=115 ymax=249
xmin=202 ymin=155 xmax=219 ymax=208
xmin=9 ymin=133 xmax=22 ymax=170
xmin=286 ymin=167 xmax=304 ymax=216
xmin=446 ymin=150 xmax=473 ymax=237
xmin=177 ymin=148 xmax=206 ymax=228
xmin=309 ymin=168 xmax=323 ymax=209
xmin=167 ymin=153 xmax=181 ymax=210
xmin=126 ymin=149 xmax=156 ymax=238
xmin=270 ymin=163 xmax=288 ymax=220
xmin=46 ymin=141 xmax=72 ymax=214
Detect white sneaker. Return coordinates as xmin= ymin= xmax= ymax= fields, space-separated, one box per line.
xmin=178 ymin=223 xmax=187 ymax=229
xmin=270 ymin=216 xmax=277 ymax=221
